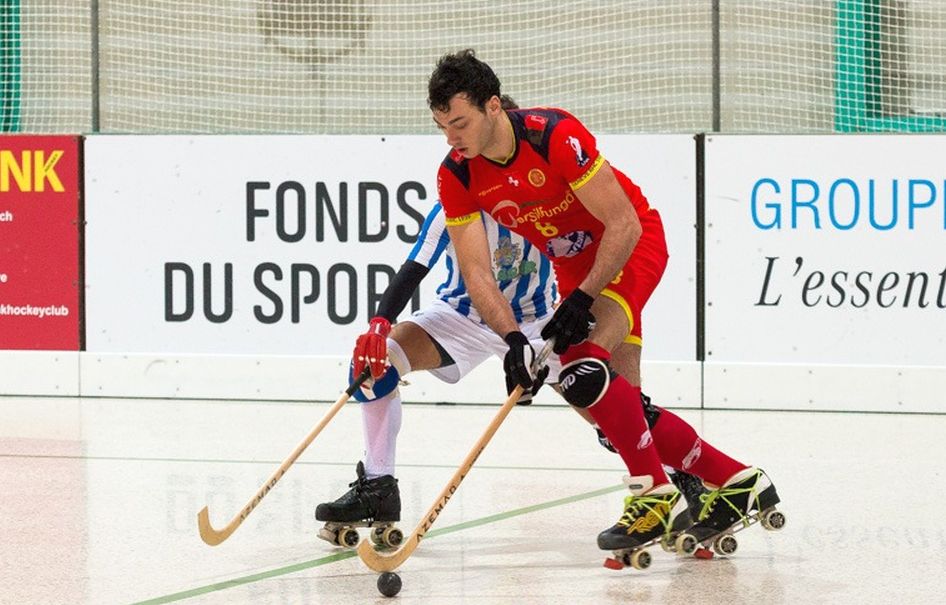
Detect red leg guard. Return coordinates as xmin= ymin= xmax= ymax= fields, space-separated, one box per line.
xmin=650 ymin=407 xmax=747 ymax=487
xmin=562 ymin=343 xmax=667 ymax=485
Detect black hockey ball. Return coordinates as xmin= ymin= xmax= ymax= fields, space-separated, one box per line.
xmin=377 ymin=571 xmax=402 ymax=597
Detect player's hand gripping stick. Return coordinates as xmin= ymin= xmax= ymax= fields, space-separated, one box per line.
xmin=353 ymin=316 xmax=392 ymax=380
xmin=540 ymin=288 xmax=596 ymax=354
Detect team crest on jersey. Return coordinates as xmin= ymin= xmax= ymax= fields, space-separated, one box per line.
xmin=528 ymin=168 xmax=546 ymax=188
xmin=565 ymin=135 xmax=590 ymax=167
xmin=490 ymin=199 xmax=520 ymax=228
xmin=545 ymin=230 xmax=593 ymax=258
xmin=494 ymin=236 xmax=537 ymax=281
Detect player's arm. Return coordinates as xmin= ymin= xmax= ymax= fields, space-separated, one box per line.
xmin=539 ymin=116 xmax=641 ymax=355
xmin=353 ymin=203 xmax=445 ymax=379
xmin=447 ymin=216 xmax=541 ymax=391
xmin=439 ymin=163 xmax=541 ymax=389
xmin=445 ymin=216 xmax=519 ymax=338
xmin=571 ymin=161 xmax=642 ymax=297
xmin=373 ymin=260 xmax=430 ymax=322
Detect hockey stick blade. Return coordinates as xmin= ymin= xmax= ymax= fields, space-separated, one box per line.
xmin=197 ymin=367 xmax=371 ymax=546
xmin=357 ymin=339 xmax=554 ymax=571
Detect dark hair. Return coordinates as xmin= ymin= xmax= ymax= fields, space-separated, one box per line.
xmin=427 ymin=49 xmax=501 ymax=112
xmin=499 ymin=94 xmax=518 ymax=110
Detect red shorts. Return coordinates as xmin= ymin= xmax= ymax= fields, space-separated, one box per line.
xmin=554 ymin=209 xmax=668 ymax=346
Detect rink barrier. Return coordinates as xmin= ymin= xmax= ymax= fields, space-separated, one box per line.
xmin=2 ymin=134 xmax=945 ymax=413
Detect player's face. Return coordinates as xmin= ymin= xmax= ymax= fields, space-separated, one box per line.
xmin=432 ymin=94 xmax=502 ymax=159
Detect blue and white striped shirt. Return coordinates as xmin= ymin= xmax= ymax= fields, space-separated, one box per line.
xmin=408 ymin=202 xmax=557 ymax=324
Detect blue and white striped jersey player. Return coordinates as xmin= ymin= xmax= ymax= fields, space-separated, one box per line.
xmin=314 ymin=200 xmax=561 ymax=547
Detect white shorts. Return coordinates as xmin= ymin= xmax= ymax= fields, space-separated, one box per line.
xmin=405 ymin=299 xmax=562 ymax=385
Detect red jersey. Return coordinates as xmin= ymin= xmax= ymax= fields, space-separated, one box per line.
xmin=437 ymin=107 xmax=655 ymax=282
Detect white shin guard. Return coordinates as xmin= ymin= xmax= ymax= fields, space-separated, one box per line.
xmin=361 ymin=390 xmax=403 ymax=479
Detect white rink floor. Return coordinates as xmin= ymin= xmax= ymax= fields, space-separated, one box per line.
xmin=2 ymin=394 xmax=945 ymax=605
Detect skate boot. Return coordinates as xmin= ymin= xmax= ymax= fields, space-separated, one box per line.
xmin=315 ymin=461 xmax=403 ymax=549
xmin=676 ymin=467 xmax=785 ymax=558
xmin=599 ymin=475 xmax=692 ymax=571
xmin=669 ymin=469 xmax=710 ymax=522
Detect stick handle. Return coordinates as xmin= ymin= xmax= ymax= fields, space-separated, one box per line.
xmin=413 ymin=341 xmax=552 ymax=539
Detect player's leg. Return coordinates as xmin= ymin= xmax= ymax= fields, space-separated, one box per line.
xmin=358 ymin=320 xmax=444 ymax=477
xmin=613 ymin=215 xmax=780 ymax=544
xmin=607 ymin=338 xmax=746 ymax=492
xmin=554 ymin=296 xmax=688 ymax=550
xmin=560 ymin=296 xmax=666 ymax=483
xmin=595 ymin=343 xmax=708 ymax=517
xmin=315 ymin=319 xmax=448 ymax=545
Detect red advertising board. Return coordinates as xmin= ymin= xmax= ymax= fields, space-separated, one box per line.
xmin=0 ymin=135 xmax=81 ymax=350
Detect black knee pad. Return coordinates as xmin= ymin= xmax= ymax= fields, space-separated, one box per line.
xmin=558 ymin=357 xmax=613 ymax=408
xmin=641 ymin=391 xmax=662 ymax=429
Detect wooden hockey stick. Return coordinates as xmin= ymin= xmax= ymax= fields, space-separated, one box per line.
xmin=357 ymin=339 xmax=554 ymax=571
xmin=197 ymin=367 xmax=371 ymax=546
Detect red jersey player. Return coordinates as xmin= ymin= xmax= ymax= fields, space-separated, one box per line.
xmin=428 ymin=49 xmax=783 ymax=563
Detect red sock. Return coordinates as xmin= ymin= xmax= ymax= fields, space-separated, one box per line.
xmin=562 ymin=343 xmax=667 ymax=486
xmin=649 ymin=407 xmax=747 ymax=487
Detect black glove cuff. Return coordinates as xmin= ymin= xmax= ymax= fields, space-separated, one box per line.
xmin=567 ymin=288 xmax=595 ymax=310
xmin=503 ymin=331 xmax=529 ymax=347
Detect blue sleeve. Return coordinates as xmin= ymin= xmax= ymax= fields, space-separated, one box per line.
xmin=407 ymin=203 xmax=452 ymax=270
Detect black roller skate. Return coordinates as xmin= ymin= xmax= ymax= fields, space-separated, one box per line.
xmin=315 ymin=461 xmax=403 ymax=549
xmin=600 ymin=475 xmax=692 ymax=571
xmin=670 ymin=469 xmax=710 ymax=521
xmin=676 ymin=467 xmax=785 ymax=559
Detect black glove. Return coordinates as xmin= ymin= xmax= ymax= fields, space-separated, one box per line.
xmin=505 ymin=361 xmax=550 ymax=405
xmin=503 ymin=331 xmax=545 ymax=401
xmin=540 ymin=288 xmax=596 ymax=355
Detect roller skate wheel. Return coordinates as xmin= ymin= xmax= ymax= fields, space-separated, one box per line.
xmin=369 ymin=528 xmax=383 ymax=546
xmin=338 ymin=527 xmax=360 ymax=548
xmin=382 ymin=526 xmax=404 ymax=548
xmin=603 ymin=557 xmax=625 ymax=570
xmin=675 ymin=533 xmax=698 ymax=556
xmin=713 ymin=534 xmax=738 ymax=556
xmin=761 ymin=509 xmax=786 ymax=531
xmin=630 ymin=549 xmax=652 ymax=570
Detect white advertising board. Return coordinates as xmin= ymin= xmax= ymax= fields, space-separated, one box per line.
xmin=85 ymin=136 xmax=445 ymax=355
xmin=85 ymin=135 xmax=696 ymax=360
xmin=704 ymin=135 xmax=946 ymax=411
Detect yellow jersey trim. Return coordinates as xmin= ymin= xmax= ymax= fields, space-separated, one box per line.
xmin=570 ymin=154 xmax=605 ymax=190
xmin=600 ymin=288 xmax=642 ymax=345
xmin=445 ymin=212 xmax=482 ymax=227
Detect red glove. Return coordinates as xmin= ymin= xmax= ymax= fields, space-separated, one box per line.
xmin=353 ymin=317 xmax=392 ymax=379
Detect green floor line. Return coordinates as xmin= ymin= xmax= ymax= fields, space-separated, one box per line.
xmin=129 ymin=483 xmax=625 ymax=605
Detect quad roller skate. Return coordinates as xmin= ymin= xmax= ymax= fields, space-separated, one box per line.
xmin=600 ymin=475 xmax=692 ymax=571
xmin=315 ymin=461 xmax=403 ymax=549
xmin=675 ymin=467 xmax=785 ymax=559
xmin=670 ymin=468 xmax=710 ymax=521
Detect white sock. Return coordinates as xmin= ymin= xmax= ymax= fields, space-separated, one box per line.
xmin=361 ymin=390 xmax=402 ymax=479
